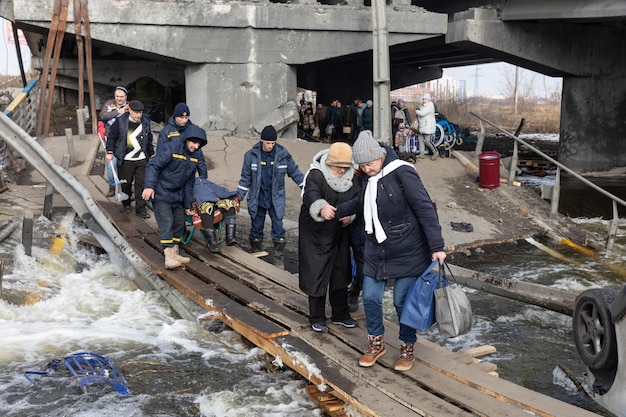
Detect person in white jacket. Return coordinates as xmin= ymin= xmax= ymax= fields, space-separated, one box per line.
xmin=415 ymin=93 xmax=439 ymax=160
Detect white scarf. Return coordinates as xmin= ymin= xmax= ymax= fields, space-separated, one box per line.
xmin=364 ymin=159 xmax=414 ymax=243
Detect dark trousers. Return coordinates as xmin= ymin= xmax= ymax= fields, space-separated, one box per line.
xmin=349 ymin=245 xmax=364 ymax=296
xmin=308 ymin=287 xmax=350 ymax=324
xmin=153 ymin=199 xmax=185 ymax=248
xmin=118 ymin=159 xmax=147 ymax=211
xmin=250 ymin=206 xmax=283 ymax=240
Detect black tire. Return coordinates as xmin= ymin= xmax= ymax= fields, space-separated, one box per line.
xmin=573 ymin=288 xmax=619 ymax=371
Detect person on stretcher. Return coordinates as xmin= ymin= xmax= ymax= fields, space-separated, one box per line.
xmin=192 ymin=177 xmax=239 ymax=253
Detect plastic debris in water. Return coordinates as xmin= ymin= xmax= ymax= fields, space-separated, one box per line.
xmin=24 ymin=351 xmax=130 ymax=396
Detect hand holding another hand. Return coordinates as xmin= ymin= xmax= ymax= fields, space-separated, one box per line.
xmin=321 ymin=204 xmax=336 ymax=221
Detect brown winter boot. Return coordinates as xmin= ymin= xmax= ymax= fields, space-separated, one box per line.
xmin=173 ymin=245 xmax=191 ymax=263
xmin=394 ymin=341 xmax=415 ymax=371
xmin=164 ymin=247 xmax=182 ymax=269
xmin=359 ymin=335 xmax=386 ymax=367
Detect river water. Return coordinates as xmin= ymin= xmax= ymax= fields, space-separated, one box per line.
xmin=2 ymin=134 xmax=626 ymax=416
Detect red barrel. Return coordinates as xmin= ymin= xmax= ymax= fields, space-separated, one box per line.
xmin=479 ymin=151 xmax=501 ymax=189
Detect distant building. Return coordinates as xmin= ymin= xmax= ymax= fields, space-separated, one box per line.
xmin=391 ymin=75 xmax=467 ymax=103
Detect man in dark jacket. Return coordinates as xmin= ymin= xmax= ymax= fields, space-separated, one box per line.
xmin=142 ymin=125 xmax=207 ymax=269
xmin=106 ymin=100 xmax=154 ymax=218
xmin=236 ymin=125 xmax=304 ymax=268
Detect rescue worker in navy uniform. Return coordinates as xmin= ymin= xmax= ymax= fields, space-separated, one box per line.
xmin=236 ymin=125 xmax=305 ymax=268
xmin=142 ymin=124 xmax=207 ymax=269
xmin=106 ymin=100 xmax=154 ymax=218
xmin=156 ymin=102 xmax=208 ymax=179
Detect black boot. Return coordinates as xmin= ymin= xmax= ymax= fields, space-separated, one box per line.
xmin=273 ymin=239 xmax=286 ymax=269
xmin=250 ymin=238 xmax=263 ymax=253
xmin=226 ymin=224 xmax=237 ymax=246
xmin=203 ymin=228 xmax=220 ymax=253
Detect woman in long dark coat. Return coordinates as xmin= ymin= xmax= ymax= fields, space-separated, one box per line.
xmin=298 ymin=142 xmax=360 ymax=332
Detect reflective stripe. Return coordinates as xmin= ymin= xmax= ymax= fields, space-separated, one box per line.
xmin=172 ymin=154 xmax=186 ymax=160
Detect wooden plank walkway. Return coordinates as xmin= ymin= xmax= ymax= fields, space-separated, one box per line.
xmin=76 ymin=171 xmax=604 ymax=417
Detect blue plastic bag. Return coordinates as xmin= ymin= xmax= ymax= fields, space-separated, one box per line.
xmin=400 ymin=260 xmax=448 ymax=332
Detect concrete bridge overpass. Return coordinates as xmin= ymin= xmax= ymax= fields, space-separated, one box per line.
xmin=1 ymin=0 xmax=625 ymax=173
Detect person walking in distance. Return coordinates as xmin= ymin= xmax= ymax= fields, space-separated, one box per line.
xmin=236 ymin=125 xmax=304 ymax=268
xmin=415 ymin=93 xmax=439 ymax=160
xmin=106 ymin=100 xmax=154 ymax=218
xmin=299 ymin=142 xmax=359 ymax=332
xmin=142 ymin=125 xmax=207 ymax=269
xmin=334 ymin=130 xmax=446 ymax=372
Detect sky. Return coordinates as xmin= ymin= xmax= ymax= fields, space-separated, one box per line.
xmin=443 ymin=62 xmax=562 ymax=98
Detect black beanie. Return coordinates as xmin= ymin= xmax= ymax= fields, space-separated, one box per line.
xmin=173 ymin=102 xmax=190 ymax=118
xmin=261 ymin=125 xmax=277 ymax=141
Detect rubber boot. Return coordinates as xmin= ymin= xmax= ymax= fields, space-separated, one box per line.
xmin=250 ymin=238 xmax=263 ymax=253
xmin=204 ymin=228 xmax=220 ymax=253
xmin=173 ymin=245 xmax=190 ymax=264
xmin=273 ymin=239 xmax=286 ymax=270
xmin=226 ymin=224 xmax=237 ymax=246
xmin=164 ymin=247 xmax=182 ymax=269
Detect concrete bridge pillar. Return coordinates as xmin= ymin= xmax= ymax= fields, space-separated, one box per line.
xmin=185 ymin=62 xmax=297 ymax=135
xmin=559 ymin=76 xmax=626 ymax=173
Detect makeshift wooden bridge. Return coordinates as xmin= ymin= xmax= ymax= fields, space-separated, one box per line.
xmin=74 ymin=172 xmax=603 ymax=417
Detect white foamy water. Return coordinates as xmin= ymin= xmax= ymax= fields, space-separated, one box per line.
xmin=0 ymin=215 xmax=320 ymax=417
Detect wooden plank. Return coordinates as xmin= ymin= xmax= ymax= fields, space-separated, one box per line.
xmin=130 ymin=238 xmax=288 ymax=339
xmin=412 ymin=338 xmax=604 ymax=417
xmin=271 ymin=334 xmax=430 ymax=417
xmin=294 ymin=329 xmax=480 ymax=417
xmin=220 ymin=244 xmax=303 ymax=293
xmin=312 ymin=324 xmax=533 ymax=417
xmin=138 ymin=236 xmax=306 ymax=333
xmin=454 ymin=345 xmax=497 ymax=359
xmin=183 ymin=240 xmax=311 ymax=316
xmin=96 ymin=200 xmax=144 ymax=238
xmin=338 ymin=321 xmax=601 ymax=416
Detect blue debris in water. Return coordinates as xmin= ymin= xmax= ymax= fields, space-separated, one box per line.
xmin=24 ymin=351 xmax=130 ymax=396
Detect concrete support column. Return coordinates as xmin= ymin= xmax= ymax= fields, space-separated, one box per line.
xmin=185 ymin=63 xmax=297 ymax=135
xmin=559 ymin=75 xmax=626 ymax=173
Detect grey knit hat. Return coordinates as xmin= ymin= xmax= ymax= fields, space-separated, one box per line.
xmin=352 ymin=130 xmax=386 ymax=164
